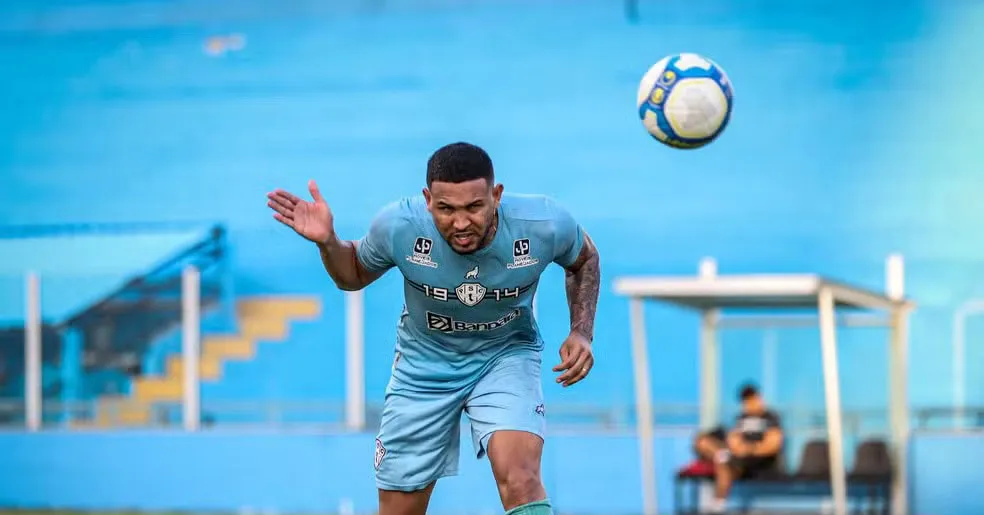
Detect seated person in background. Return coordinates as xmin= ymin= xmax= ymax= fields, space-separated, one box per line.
xmin=693 ymin=383 xmax=784 ymax=514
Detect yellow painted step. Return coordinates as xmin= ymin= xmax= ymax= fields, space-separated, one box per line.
xmin=93 ymin=398 xmax=151 ymax=426
xmin=238 ymin=297 xmax=320 ymax=318
xmin=238 ymin=317 xmax=289 ymax=340
xmin=203 ymin=336 xmax=254 ymax=359
xmin=133 ymin=377 xmax=182 ymax=401
xmin=167 ymin=355 xmax=223 ymax=380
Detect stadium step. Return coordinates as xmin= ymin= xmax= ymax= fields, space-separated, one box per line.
xmin=238 ymin=296 xmax=320 ymax=319
xmin=134 ymin=377 xmax=182 ymax=400
xmin=89 ymin=295 xmax=322 ymax=428
xmin=167 ymin=354 xmax=223 ymax=380
xmin=202 ymin=336 xmax=254 ymax=360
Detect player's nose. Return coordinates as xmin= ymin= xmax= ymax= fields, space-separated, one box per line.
xmin=452 ymin=216 xmax=470 ymax=231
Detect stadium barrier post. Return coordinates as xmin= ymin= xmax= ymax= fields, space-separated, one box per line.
xmin=182 ymin=265 xmax=201 ymax=431
xmin=24 ymin=271 xmax=41 ymax=432
xmin=345 ymin=290 xmax=365 ymax=431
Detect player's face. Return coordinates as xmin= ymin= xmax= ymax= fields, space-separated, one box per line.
xmin=424 ymin=178 xmax=503 ymax=254
xmin=742 ymin=395 xmax=764 ymax=415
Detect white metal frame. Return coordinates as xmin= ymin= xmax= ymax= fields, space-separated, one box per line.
xmin=953 ymin=298 xmax=984 ymax=429
xmin=613 ymin=255 xmax=913 ymax=515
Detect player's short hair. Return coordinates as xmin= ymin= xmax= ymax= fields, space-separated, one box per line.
xmin=739 ymin=383 xmax=760 ymax=401
xmin=426 ymin=142 xmax=494 ymax=187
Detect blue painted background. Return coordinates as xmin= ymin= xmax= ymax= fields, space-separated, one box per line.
xmin=1 ymin=0 xmax=983 ymax=513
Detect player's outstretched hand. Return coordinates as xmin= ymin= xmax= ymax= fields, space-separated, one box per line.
xmin=267 ymin=180 xmax=335 ymax=244
xmin=553 ymin=332 xmax=593 ymax=387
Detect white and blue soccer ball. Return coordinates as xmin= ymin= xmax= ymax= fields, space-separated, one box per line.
xmin=636 ymin=53 xmax=734 ymax=149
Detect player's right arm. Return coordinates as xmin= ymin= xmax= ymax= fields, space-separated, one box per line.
xmin=267 ymin=180 xmax=391 ymax=291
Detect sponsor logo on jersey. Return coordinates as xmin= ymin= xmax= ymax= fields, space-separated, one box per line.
xmin=406 ymin=237 xmax=438 ymax=268
xmin=465 ymin=265 xmax=479 ymax=279
xmin=507 ymin=238 xmax=539 ymax=269
xmin=425 ymin=309 xmax=521 ymax=333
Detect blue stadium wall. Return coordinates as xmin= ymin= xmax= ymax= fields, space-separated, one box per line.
xmin=0 ymin=431 xmax=978 ymax=515
xmin=1 ymin=0 xmax=983 ymax=513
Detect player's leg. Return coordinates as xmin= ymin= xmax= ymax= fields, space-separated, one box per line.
xmin=466 ymin=351 xmax=552 ymax=514
xmin=692 ymin=427 xmax=735 ymax=510
xmin=375 ymin=382 xmax=466 ymax=515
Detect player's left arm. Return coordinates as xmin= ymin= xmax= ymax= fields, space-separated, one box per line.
xmin=549 ymin=200 xmax=601 ymax=387
xmin=563 ymin=232 xmax=601 ymax=343
xmin=752 ymin=412 xmax=784 ymax=457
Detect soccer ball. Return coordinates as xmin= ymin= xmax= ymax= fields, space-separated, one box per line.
xmin=636 ymin=53 xmax=734 ymax=149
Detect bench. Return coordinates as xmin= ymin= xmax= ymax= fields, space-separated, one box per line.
xmin=673 ymin=438 xmax=893 ymax=515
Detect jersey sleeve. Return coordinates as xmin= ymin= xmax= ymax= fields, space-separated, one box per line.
xmin=549 ymin=198 xmax=586 ymax=267
xmin=356 ymin=203 xmax=401 ymax=273
xmin=765 ymin=410 xmax=782 ymax=429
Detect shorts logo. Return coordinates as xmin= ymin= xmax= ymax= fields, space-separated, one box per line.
xmin=507 ymin=238 xmax=539 ymax=269
xmin=374 ymin=438 xmax=386 ymax=470
xmin=406 ymin=237 xmax=438 ymax=268
xmin=455 ymin=282 xmax=487 ymax=307
xmin=425 ymin=310 xmax=521 ymax=333
xmin=535 ymin=404 xmax=545 ymax=416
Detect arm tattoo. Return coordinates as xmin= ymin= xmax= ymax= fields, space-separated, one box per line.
xmin=564 ymin=234 xmax=601 ymax=341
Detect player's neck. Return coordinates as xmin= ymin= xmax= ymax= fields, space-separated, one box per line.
xmin=476 ymin=209 xmax=499 ymax=251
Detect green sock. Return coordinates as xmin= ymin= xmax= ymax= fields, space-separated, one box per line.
xmin=504 ymin=499 xmax=553 ymax=515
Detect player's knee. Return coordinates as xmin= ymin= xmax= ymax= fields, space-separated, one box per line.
xmin=496 ymin=467 xmax=544 ymax=507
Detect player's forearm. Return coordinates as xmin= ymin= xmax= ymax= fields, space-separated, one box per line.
xmin=316 ymin=236 xmax=371 ymax=291
xmin=564 ymin=243 xmax=600 ymax=341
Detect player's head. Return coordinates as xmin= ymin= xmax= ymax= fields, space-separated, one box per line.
xmin=738 ymin=383 xmax=765 ymax=414
xmin=423 ymin=142 xmax=503 ymax=254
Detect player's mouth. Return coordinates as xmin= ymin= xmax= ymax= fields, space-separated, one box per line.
xmin=452 ymin=233 xmax=474 ymax=246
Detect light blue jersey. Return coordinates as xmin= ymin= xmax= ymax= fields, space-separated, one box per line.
xmin=355 ymin=193 xmax=585 ymax=491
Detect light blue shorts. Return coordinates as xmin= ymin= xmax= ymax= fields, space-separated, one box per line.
xmin=373 ymin=350 xmax=546 ymax=492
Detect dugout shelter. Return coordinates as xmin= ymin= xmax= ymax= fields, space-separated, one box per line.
xmin=613 ymin=255 xmax=913 ymax=515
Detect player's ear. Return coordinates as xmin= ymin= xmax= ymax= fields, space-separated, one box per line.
xmin=492 ymin=183 xmax=503 ymax=204
xmin=422 ymin=188 xmax=432 ymax=210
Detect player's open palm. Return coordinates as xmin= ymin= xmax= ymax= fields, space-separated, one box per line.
xmin=267 ymin=180 xmax=335 ymax=244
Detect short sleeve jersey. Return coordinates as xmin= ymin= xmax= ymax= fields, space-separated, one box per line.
xmin=734 ymin=409 xmax=782 ymax=443
xmin=356 ymin=193 xmax=585 ymax=386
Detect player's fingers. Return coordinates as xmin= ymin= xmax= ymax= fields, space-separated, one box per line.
xmin=308 ymin=180 xmax=325 ymax=203
xmin=267 ymin=199 xmax=294 ymax=219
xmin=555 ymin=348 xmax=584 ymax=382
xmin=273 ymin=213 xmax=295 ymax=228
xmin=563 ymin=354 xmax=594 ymax=387
xmin=559 ymin=352 xmax=590 ymax=385
xmin=552 ymin=346 xmax=576 ymax=373
xmin=269 ymin=189 xmax=298 ymax=206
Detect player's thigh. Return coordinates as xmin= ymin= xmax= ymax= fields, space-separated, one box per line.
xmin=465 ymin=350 xmax=545 ymax=460
xmin=375 ymin=385 xmax=467 ymax=492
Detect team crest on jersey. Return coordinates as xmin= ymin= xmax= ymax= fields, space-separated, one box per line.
xmin=374 ymin=438 xmax=386 ymax=470
xmin=406 ymin=237 xmax=438 ymax=268
xmin=507 ymin=238 xmax=539 ymax=269
xmin=455 ymin=282 xmax=487 ymax=307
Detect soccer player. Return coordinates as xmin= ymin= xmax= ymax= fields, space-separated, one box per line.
xmin=266 ymin=142 xmax=601 ymax=515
